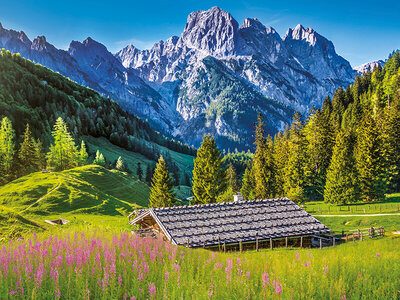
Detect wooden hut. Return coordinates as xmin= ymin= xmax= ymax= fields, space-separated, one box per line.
xmin=130 ymin=197 xmax=330 ymax=250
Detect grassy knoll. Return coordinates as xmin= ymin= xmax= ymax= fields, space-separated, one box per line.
xmin=0 ymin=229 xmax=398 ymax=299
xmin=0 ymin=165 xmax=149 ymax=218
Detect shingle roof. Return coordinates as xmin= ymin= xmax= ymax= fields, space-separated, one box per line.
xmin=131 ymin=197 xmax=330 ymax=247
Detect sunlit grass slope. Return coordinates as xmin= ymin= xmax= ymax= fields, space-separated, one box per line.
xmin=0 ymin=165 xmax=149 ymax=217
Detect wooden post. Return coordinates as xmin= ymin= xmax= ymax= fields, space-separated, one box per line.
xmin=346 ymin=234 xmax=348 ymax=242
xmin=358 ymin=229 xmax=361 ymax=241
xmin=300 ymin=236 xmax=303 ymax=248
xmin=256 ymin=236 xmax=259 ymax=252
xmin=319 ymin=237 xmax=322 ymax=249
xmin=224 ymin=241 xmax=226 ymax=253
xmin=239 ymin=240 xmax=242 ymax=252
xmin=203 ymin=242 xmax=205 ymax=248
xmin=285 ymin=237 xmax=288 ymax=248
xmin=333 ymin=236 xmax=336 ymax=246
xmin=186 ymin=238 xmax=189 ymax=248
xmin=360 ymin=232 xmax=363 ymax=241
xmin=270 ymin=238 xmax=273 ymax=250
xmin=218 ymin=236 xmax=221 ymax=252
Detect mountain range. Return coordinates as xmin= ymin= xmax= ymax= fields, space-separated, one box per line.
xmin=0 ymin=7 xmax=368 ymax=150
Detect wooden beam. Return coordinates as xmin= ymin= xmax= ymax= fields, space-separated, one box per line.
xmin=285 ymin=237 xmax=288 ymax=248
xmin=270 ymin=238 xmax=273 ymax=250
xmin=256 ymin=236 xmax=259 ymax=252
xmin=300 ymin=236 xmax=303 ymax=248
xmin=319 ymin=237 xmax=322 ymax=249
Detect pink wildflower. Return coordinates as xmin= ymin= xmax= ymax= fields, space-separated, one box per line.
xmin=324 ymin=265 xmax=328 ymax=276
xmin=341 ymin=295 xmax=347 ymax=300
xmin=148 ymin=283 xmax=156 ymax=297
xmin=376 ymin=253 xmax=380 ymax=258
xmin=296 ymin=252 xmax=300 ymax=260
xmin=273 ymin=280 xmax=283 ymax=295
xmin=165 ymin=272 xmax=169 ymax=281
xmin=208 ymin=283 xmax=213 ymax=298
xmin=246 ymin=271 xmax=251 ymax=279
xmin=262 ymin=273 xmax=269 ymax=286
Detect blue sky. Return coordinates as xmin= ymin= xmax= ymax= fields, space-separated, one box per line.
xmin=0 ymin=0 xmax=399 ymax=66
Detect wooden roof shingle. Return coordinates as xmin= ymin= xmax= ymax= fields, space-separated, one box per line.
xmin=130 ymin=197 xmax=330 ymax=247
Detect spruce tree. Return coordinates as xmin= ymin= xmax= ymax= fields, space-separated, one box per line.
xmin=149 ymin=156 xmax=176 ymax=207
xmin=191 ymin=135 xmax=227 ymax=204
xmin=116 ymin=156 xmax=124 ymax=171
xmin=47 ymin=117 xmax=79 ymax=171
xmin=34 ymin=138 xmax=46 ymax=170
xmin=283 ymin=112 xmax=307 ymax=202
xmin=0 ymin=117 xmax=15 ymax=178
xmin=324 ymin=131 xmax=361 ymax=204
xmin=240 ymin=163 xmax=255 ymax=200
xmin=93 ymin=150 xmax=106 ymax=167
xmin=355 ymin=111 xmax=388 ymax=202
xmin=226 ymin=162 xmax=240 ymax=193
xmin=136 ymin=162 xmax=143 ymax=181
xmin=383 ymin=98 xmax=400 ymax=192
xmin=253 ymin=114 xmax=275 ymax=199
xmin=303 ymin=110 xmax=335 ymax=201
xmin=18 ymin=124 xmax=38 ymax=175
xmin=78 ymin=141 xmax=88 ymax=166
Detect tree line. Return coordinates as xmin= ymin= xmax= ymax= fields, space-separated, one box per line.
xmin=0 ymin=117 xmax=128 ymax=185
xmin=148 ymin=51 xmax=400 ymax=207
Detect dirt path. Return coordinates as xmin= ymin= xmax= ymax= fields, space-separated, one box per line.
xmin=21 ymin=172 xmax=61 ymax=213
xmin=313 ymin=213 xmax=400 ymax=217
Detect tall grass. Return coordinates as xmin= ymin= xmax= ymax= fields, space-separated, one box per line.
xmin=0 ymin=230 xmax=399 ymax=299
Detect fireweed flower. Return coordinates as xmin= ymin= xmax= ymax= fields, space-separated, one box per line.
xmin=273 ymin=280 xmax=283 ymax=295
xmin=148 ymin=283 xmax=156 ymax=297
xmin=324 ymin=265 xmax=328 ymax=276
xmin=164 ymin=272 xmax=169 ymax=281
xmin=262 ymin=273 xmax=269 ymax=286
xmin=376 ymin=253 xmax=381 ymax=258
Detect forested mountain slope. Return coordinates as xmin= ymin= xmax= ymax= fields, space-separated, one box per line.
xmin=0 ymin=49 xmax=195 ymax=157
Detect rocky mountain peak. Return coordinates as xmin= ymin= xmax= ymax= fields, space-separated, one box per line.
xmin=31 ymin=36 xmax=51 ymax=51
xmin=179 ymin=6 xmax=239 ymax=57
xmin=0 ymin=22 xmax=3 ymax=30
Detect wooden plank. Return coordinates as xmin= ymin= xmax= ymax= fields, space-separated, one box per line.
xmin=270 ymin=238 xmax=273 ymax=250
xmin=300 ymin=236 xmax=303 ymax=248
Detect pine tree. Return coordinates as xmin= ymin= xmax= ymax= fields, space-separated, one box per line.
xmin=18 ymin=124 xmax=38 ymax=175
xmin=136 ymin=162 xmax=143 ymax=181
xmin=283 ymin=112 xmax=307 ymax=202
xmin=34 ymin=138 xmax=46 ymax=170
xmin=191 ymin=135 xmax=227 ymax=204
xmin=78 ymin=141 xmax=88 ymax=166
xmin=149 ymin=156 xmax=176 ymax=207
xmin=46 ymin=117 xmax=79 ymax=171
xmin=303 ymin=110 xmax=335 ymax=201
xmin=240 ymin=163 xmax=255 ymax=200
xmin=253 ymin=114 xmax=276 ymax=199
xmin=355 ymin=111 xmax=388 ymax=202
xmin=324 ymin=130 xmax=361 ymax=204
xmin=273 ymin=128 xmax=289 ymax=197
xmin=116 ymin=156 xmax=124 ymax=171
xmin=226 ymin=163 xmax=240 ymax=193
xmin=383 ymin=98 xmax=400 ymax=192
xmin=93 ymin=150 xmax=106 ymax=167
xmin=145 ymin=163 xmax=154 ymax=185
xmin=0 ymin=117 xmax=15 ymax=174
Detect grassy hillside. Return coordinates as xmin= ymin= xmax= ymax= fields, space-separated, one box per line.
xmin=0 ymin=229 xmax=398 ymax=299
xmin=0 ymin=165 xmax=149 ymax=218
